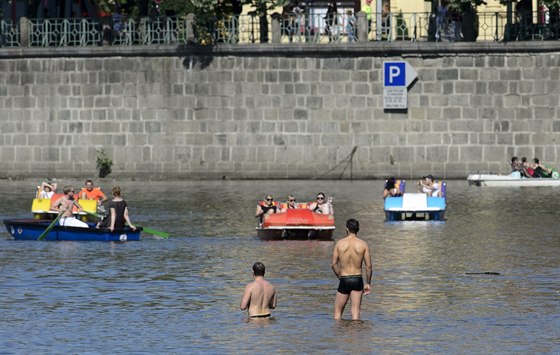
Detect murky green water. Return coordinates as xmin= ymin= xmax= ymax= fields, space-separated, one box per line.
xmin=1 ymin=180 xmax=558 ymax=353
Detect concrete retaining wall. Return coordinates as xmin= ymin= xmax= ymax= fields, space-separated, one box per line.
xmin=1 ymin=42 xmax=559 ymax=179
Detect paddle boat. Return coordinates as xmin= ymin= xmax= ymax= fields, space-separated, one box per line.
xmin=384 ymin=180 xmax=447 ymax=221
xmin=3 ymin=219 xmax=142 ymax=241
xmin=467 ymin=173 xmax=560 ymax=187
xmin=31 ymin=194 xmax=98 ymax=220
xmin=256 ymin=202 xmax=335 ymax=240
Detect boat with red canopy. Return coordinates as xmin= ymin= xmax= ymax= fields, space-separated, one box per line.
xmin=256 ymin=204 xmax=335 ymax=240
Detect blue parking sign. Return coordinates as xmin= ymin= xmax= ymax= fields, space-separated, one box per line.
xmin=384 ymin=62 xmax=406 ymax=86
xmin=383 ymin=61 xmax=417 ymax=88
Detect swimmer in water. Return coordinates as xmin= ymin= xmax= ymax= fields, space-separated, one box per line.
xmin=240 ymin=262 xmax=277 ymax=319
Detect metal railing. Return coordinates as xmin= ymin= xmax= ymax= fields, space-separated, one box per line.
xmin=1 ymin=11 xmax=558 ymax=48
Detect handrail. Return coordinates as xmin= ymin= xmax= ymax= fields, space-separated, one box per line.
xmin=1 ymin=11 xmax=558 ymax=48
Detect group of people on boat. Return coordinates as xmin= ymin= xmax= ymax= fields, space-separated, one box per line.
xmin=255 ymin=192 xmax=334 ymax=224
xmin=510 ymin=156 xmax=558 ymax=178
xmin=382 ymin=175 xmax=443 ymax=199
xmin=35 ymin=179 xmax=135 ymax=231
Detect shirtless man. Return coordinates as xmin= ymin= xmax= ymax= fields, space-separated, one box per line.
xmin=240 ymin=262 xmax=277 ymax=319
xmin=52 ymin=185 xmax=88 ymax=228
xmin=331 ymin=219 xmax=372 ymax=320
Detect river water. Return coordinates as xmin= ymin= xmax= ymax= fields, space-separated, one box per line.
xmin=0 ymin=180 xmax=558 ymax=354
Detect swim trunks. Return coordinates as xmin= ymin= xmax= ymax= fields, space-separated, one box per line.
xmin=250 ymin=314 xmax=271 ymax=319
xmin=337 ymin=275 xmax=364 ymax=294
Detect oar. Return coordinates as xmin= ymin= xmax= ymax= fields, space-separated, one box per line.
xmin=37 ymin=212 xmax=64 ymax=241
xmin=82 ymin=210 xmax=169 ymax=238
xmin=141 ymin=227 xmax=169 ymax=238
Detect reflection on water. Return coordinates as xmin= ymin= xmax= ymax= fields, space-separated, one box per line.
xmin=0 ymin=180 xmax=558 ymax=353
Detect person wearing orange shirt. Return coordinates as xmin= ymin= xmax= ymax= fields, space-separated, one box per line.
xmin=79 ymin=179 xmax=108 ymax=206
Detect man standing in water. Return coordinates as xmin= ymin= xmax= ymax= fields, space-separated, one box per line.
xmin=240 ymin=262 xmax=277 ymax=319
xmin=331 ymin=219 xmax=372 ymax=320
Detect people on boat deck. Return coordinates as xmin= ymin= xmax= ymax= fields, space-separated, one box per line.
xmin=96 ymin=186 xmax=136 ymax=232
xmin=417 ymin=175 xmax=442 ymax=197
xmin=52 ymin=185 xmax=88 ymax=228
xmin=331 ymin=219 xmax=372 ymax=320
xmin=530 ymin=158 xmax=553 ymax=178
xmin=309 ymin=192 xmax=334 ymax=215
xmin=38 ymin=181 xmax=57 ymax=199
xmin=79 ymin=179 xmax=108 ymax=206
xmin=256 ymin=195 xmax=277 ymax=224
xmin=521 ymin=157 xmax=533 ymax=177
xmin=280 ymin=195 xmax=297 ymax=212
xmin=510 ymin=156 xmax=525 ymax=178
xmin=383 ymin=177 xmax=403 ymax=199
xmin=240 ymin=261 xmax=277 ymax=319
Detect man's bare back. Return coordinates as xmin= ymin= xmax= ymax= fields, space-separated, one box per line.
xmin=240 ymin=262 xmax=277 ymax=318
xmin=331 ymin=219 xmax=372 ymax=320
xmin=333 ymin=236 xmax=370 ymax=277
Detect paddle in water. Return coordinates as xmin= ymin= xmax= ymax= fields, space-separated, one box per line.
xmin=37 ymin=212 xmax=64 ymax=240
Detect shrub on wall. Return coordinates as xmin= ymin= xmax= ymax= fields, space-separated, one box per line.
xmin=96 ymin=149 xmax=113 ymax=178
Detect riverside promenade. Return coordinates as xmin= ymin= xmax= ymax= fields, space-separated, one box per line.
xmin=0 ymin=40 xmax=559 ymax=179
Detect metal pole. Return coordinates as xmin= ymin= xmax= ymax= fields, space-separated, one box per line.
xmin=376 ymin=0 xmax=382 ymax=40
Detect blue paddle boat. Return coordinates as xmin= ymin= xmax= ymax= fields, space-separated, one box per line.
xmin=3 ymin=219 xmax=142 ymax=241
xmin=384 ymin=180 xmax=447 ymax=221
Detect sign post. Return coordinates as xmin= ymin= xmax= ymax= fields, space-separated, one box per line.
xmin=383 ymin=61 xmax=417 ymax=109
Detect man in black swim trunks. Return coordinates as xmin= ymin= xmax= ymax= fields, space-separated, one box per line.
xmin=240 ymin=262 xmax=277 ymax=319
xmin=331 ymin=219 xmax=372 ymax=320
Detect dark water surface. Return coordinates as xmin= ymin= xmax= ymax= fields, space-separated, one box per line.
xmin=1 ymin=180 xmax=558 ymax=354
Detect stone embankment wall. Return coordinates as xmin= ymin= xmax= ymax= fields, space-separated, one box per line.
xmin=0 ymin=43 xmax=559 ymax=179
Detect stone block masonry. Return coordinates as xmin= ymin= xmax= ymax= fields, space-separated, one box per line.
xmin=0 ymin=43 xmax=559 ymax=179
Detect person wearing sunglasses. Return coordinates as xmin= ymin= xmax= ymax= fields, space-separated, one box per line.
xmin=309 ymin=192 xmax=333 ymax=215
xmin=280 ymin=195 xmax=297 ymax=212
xmin=255 ymin=195 xmax=277 ymax=225
xmin=52 ymin=185 xmax=88 ymax=228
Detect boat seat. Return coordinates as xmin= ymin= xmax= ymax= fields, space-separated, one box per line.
xmin=435 ymin=180 xmax=447 ymax=198
xmin=297 ymin=203 xmax=308 ymax=209
xmin=402 ymin=193 xmax=428 ymax=210
xmin=31 ymin=198 xmax=51 ymax=213
xmin=78 ymin=199 xmax=97 ymax=214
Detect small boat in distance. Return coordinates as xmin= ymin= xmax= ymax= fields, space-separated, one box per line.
xmin=384 ymin=179 xmax=447 ymax=221
xmin=3 ymin=219 xmax=142 ymax=241
xmin=256 ymin=207 xmax=335 ymax=240
xmin=467 ymin=173 xmax=560 ymax=187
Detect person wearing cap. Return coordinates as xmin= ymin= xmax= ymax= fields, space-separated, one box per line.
xmin=38 ymin=181 xmax=58 ymax=199
xmin=417 ymin=175 xmax=441 ymax=197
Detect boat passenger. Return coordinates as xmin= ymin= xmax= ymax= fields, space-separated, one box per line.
xmin=417 ymin=175 xmax=442 ymax=197
xmin=510 ymin=157 xmax=524 ymax=178
xmin=38 ymin=181 xmax=57 ymax=199
xmin=52 ymin=185 xmax=88 ymax=228
xmin=280 ymin=195 xmax=297 ymax=212
xmin=79 ymin=179 xmax=108 ymax=206
xmin=383 ymin=177 xmax=403 ymax=199
xmin=309 ymin=192 xmax=334 ymax=215
xmin=521 ymin=157 xmax=533 ymax=177
xmin=96 ymin=186 xmax=136 ymax=232
xmin=256 ymin=195 xmax=277 ymax=225
xmin=531 ymin=158 xmax=553 ymax=178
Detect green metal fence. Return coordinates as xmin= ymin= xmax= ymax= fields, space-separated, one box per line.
xmin=1 ymin=11 xmax=558 ymax=48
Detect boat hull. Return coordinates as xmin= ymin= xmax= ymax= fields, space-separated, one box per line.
xmin=256 ymin=228 xmax=334 ymax=240
xmin=257 ymin=209 xmax=335 ymax=240
xmin=467 ymin=174 xmax=560 ymax=187
xmin=384 ymin=193 xmax=446 ymax=221
xmin=3 ymin=219 xmax=141 ymax=241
